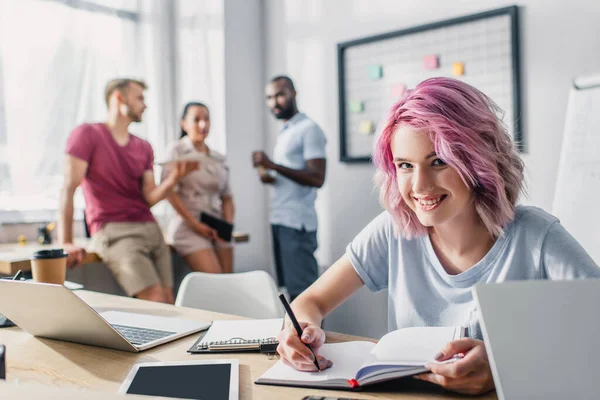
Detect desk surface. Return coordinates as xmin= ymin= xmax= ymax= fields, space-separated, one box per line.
xmin=0 ymin=232 xmax=248 ymax=275
xmin=0 ymin=291 xmax=497 ymax=400
xmin=0 ymin=239 xmax=99 ymax=275
xmin=0 ymin=382 xmax=161 ymax=400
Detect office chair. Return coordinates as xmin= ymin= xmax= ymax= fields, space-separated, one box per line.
xmin=175 ymin=270 xmax=284 ymax=319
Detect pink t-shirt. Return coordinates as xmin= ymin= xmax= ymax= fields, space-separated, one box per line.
xmin=65 ymin=123 xmax=156 ymax=235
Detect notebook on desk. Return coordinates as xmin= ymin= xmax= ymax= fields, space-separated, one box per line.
xmin=255 ymin=326 xmax=464 ymax=390
xmin=188 ymin=318 xmax=283 ymax=354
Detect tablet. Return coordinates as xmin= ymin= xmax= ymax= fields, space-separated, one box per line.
xmin=200 ymin=212 xmax=234 ymax=242
xmin=119 ymin=359 xmax=239 ymax=400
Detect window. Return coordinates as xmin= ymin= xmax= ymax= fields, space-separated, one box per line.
xmin=0 ymin=0 xmax=225 ymax=223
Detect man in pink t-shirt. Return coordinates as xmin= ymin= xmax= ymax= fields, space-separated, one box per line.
xmin=59 ymin=78 xmax=197 ymax=303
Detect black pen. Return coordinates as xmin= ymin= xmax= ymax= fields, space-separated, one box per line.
xmin=0 ymin=344 xmax=5 ymax=380
xmin=277 ymin=292 xmax=321 ymax=371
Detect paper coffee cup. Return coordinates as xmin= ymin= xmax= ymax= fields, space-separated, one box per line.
xmin=31 ymin=249 xmax=67 ymax=284
xmin=257 ymin=165 xmax=267 ymax=177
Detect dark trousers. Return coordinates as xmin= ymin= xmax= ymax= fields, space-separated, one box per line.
xmin=271 ymin=224 xmax=319 ymax=300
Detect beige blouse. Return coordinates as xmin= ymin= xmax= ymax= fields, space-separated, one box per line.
xmin=162 ymin=136 xmax=231 ymax=219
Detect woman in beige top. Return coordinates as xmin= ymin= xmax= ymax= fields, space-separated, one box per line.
xmin=163 ymin=102 xmax=235 ymax=273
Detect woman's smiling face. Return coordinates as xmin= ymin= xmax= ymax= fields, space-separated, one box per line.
xmin=392 ymin=124 xmax=474 ymax=229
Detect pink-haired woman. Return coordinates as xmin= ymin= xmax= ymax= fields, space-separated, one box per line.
xmin=276 ymin=77 xmax=600 ymax=395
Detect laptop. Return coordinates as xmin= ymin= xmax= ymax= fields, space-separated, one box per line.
xmin=0 ymin=280 xmax=211 ymax=352
xmin=473 ymin=279 xmax=600 ymax=400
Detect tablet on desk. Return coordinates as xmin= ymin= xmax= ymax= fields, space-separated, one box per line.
xmin=119 ymin=359 xmax=239 ymax=400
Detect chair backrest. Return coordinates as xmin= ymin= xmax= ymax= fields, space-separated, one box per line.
xmin=174 ymin=270 xmax=284 ymax=319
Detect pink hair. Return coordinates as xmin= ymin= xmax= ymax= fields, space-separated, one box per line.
xmin=373 ymin=77 xmax=524 ymax=239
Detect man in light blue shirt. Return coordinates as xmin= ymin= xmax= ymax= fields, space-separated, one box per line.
xmin=252 ymin=76 xmax=327 ymax=300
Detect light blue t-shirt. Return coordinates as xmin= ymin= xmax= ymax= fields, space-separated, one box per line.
xmin=346 ymin=206 xmax=600 ymax=339
xmin=270 ymin=112 xmax=326 ymax=231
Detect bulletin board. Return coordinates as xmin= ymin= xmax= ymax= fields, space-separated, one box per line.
xmin=337 ymin=6 xmax=522 ymax=163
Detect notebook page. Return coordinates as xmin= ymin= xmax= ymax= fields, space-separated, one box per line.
xmin=362 ymin=326 xmax=461 ymax=367
xmin=258 ymin=341 xmax=375 ymax=383
xmin=200 ymin=319 xmax=283 ymax=344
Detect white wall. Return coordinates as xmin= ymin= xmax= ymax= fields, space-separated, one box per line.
xmin=223 ymin=0 xmax=271 ymax=275
xmin=256 ymin=0 xmax=600 ymax=338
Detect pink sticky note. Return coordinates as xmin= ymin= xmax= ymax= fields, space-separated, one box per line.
xmin=391 ymin=83 xmax=407 ymax=98
xmin=423 ymin=54 xmax=439 ymax=70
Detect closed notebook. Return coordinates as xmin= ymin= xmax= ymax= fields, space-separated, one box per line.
xmin=200 ymin=212 xmax=234 ymax=242
xmin=255 ymin=326 xmax=465 ymax=390
xmin=188 ymin=318 xmax=283 ymax=354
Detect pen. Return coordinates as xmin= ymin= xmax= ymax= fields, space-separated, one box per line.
xmin=0 ymin=344 xmax=5 ymax=380
xmin=277 ymin=292 xmax=321 ymax=372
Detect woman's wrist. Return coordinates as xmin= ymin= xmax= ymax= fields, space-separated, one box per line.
xmin=183 ymin=215 xmax=200 ymax=229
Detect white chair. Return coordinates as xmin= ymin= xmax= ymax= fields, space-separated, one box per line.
xmin=175 ymin=270 xmax=284 ymax=319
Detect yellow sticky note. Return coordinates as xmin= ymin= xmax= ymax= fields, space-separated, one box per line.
xmin=359 ymin=120 xmax=375 ymax=135
xmin=452 ymin=62 xmax=465 ymax=76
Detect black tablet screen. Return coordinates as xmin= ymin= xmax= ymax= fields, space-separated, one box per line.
xmin=126 ymin=364 xmax=231 ymax=400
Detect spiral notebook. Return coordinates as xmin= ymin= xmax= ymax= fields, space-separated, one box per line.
xmin=188 ymin=318 xmax=283 ymax=354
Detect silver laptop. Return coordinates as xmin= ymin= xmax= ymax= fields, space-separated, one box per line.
xmin=0 ymin=280 xmax=211 ymax=352
xmin=473 ymin=279 xmax=600 ymax=400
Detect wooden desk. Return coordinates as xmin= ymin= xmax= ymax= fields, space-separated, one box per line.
xmin=231 ymin=231 xmax=250 ymax=243
xmin=0 ymin=231 xmax=247 ymax=275
xmin=0 ymin=381 xmax=159 ymax=400
xmin=0 ymin=240 xmax=100 ymax=275
xmin=0 ymin=291 xmax=496 ymax=399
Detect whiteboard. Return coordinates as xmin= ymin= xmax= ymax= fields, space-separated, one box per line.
xmin=552 ymin=73 xmax=600 ymax=263
xmin=337 ymin=6 xmax=522 ymax=163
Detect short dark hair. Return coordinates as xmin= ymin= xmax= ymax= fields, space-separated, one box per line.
xmin=180 ymin=101 xmax=209 ymax=138
xmin=270 ymin=75 xmax=295 ymax=91
xmin=104 ymin=78 xmax=147 ymax=107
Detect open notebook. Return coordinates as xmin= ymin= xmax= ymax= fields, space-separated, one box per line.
xmin=256 ymin=326 xmax=464 ymax=390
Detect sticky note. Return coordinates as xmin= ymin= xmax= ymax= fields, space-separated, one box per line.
xmin=350 ymin=101 xmax=364 ymax=113
xmin=423 ymin=54 xmax=439 ymax=70
xmin=359 ymin=120 xmax=375 ymax=135
xmin=452 ymin=62 xmax=465 ymax=76
xmin=391 ymin=83 xmax=407 ymax=98
xmin=367 ymin=65 xmax=383 ymax=80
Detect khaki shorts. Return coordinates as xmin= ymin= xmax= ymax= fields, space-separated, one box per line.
xmin=91 ymin=222 xmax=173 ymax=296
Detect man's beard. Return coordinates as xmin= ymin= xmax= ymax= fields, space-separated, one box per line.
xmin=127 ymin=107 xmax=142 ymax=122
xmin=272 ymin=104 xmax=295 ymax=120
xmin=122 ymin=100 xmax=142 ymax=122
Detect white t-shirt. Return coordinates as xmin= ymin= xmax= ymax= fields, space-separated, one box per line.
xmin=346 ymin=206 xmax=600 ymax=339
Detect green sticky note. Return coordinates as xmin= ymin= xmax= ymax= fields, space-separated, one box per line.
xmin=367 ymin=65 xmax=383 ymax=80
xmin=350 ymin=101 xmax=364 ymax=113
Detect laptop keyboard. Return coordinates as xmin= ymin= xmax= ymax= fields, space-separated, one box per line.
xmin=112 ymin=324 xmax=176 ymax=345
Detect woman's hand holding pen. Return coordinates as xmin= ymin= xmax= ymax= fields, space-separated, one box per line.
xmin=276 ymin=322 xmax=332 ymax=372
